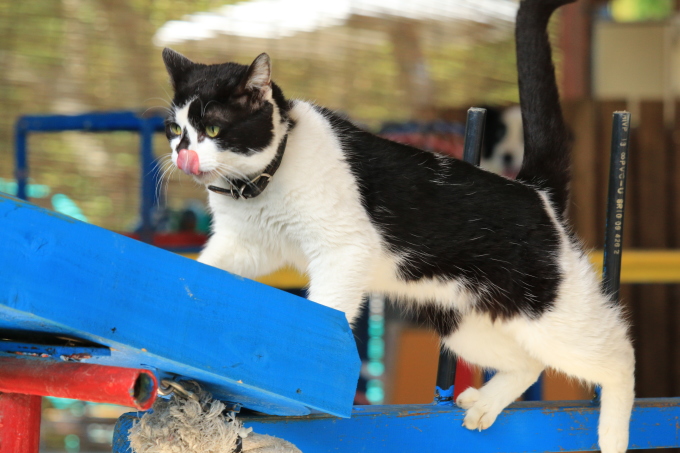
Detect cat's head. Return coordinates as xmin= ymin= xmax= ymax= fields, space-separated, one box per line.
xmin=162 ymin=48 xmax=290 ymax=186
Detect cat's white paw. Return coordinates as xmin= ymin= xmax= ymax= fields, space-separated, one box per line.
xmin=462 ymin=402 xmax=500 ymax=431
xmin=455 ymin=387 xmax=480 ymax=410
xmin=458 ymin=390 xmax=503 ymax=432
xmin=598 ymin=424 xmax=629 ymax=453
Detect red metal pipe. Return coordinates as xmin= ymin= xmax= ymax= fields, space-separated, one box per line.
xmin=0 ymin=358 xmax=157 ymax=410
xmin=0 ymin=393 xmax=42 ymax=453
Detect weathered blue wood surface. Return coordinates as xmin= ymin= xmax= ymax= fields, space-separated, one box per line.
xmin=0 ymin=193 xmax=360 ymax=417
xmin=114 ymin=398 xmax=680 ymax=452
xmin=0 ymin=341 xmax=111 ymax=361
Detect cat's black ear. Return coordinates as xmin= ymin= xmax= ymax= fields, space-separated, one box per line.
xmin=162 ymin=48 xmax=194 ymax=90
xmin=242 ymin=53 xmax=271 ymax=92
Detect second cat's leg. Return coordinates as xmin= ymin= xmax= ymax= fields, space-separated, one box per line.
xmin=445 ymin=312 xmax=544 ymax=430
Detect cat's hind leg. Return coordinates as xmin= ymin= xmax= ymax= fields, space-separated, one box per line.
xmin=510 ymin=293 xmax=635 ymax=453
xmin=445 ymin=312 xmax=544 ymax=431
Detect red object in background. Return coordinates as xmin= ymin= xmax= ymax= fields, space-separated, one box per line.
xmin=0 ymin=358 xmax=157 ymax=411
xmin=124 ymin=231 xmax=207 ymax=249
xmin=453 ymin=358 xmax=475 ymax=401
xmin=0 ymin=393 xmax=42 ymax=453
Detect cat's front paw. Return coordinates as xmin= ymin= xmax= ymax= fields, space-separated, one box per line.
xmin=457 ymin=389 xmax=503 ymax=432
xmin=455 ymin=387 xmax=480 ymax=410
xmin=462 ymin=402 xmax=500 ymax=432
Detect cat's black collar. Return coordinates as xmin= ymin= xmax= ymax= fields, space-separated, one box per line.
xmin=207 ymin=135 xmax=287 ymax=200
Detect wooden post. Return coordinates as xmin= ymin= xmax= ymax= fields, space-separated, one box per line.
xmin=634 ymin=101 xmax=672 ymax=397
xmin=559 ymin=1 xmax=592 ymax=101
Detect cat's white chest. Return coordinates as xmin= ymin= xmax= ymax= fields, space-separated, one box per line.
xmin=207 ymin=189 xmax=308 ymax=268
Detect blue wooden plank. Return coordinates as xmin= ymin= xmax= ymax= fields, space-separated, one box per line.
xmin=113 ymin=399 xmax=680 ymax=452
xmin=0 ymin=193 xmax=360 ymax=417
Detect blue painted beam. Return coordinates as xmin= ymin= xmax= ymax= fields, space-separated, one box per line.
xmin=15 ymin=111 xmax=165 ymax=133
xmin=0 ymin=193 xmax=360 ymax=417
xmin=114 ymin=399 xmax=680 ymax=452
xmin=13 ymin=112 xmax=165 ymax=222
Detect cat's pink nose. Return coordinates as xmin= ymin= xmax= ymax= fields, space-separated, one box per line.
xmin=177 ymin=149 xmax=201 ymax=175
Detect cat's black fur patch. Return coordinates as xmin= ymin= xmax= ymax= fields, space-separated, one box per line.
xmin=317 ymin=106 xmax=562 ymax=323
xmin=167 ymin=125 xmax=191 ymax=153
xmin=417 ymin=304 xmax=461 ymax=338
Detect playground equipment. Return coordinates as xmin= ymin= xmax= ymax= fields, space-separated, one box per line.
xmin=2 ymin=109 xmax=680 ymax=452
xmin=14 ymin=111 xmax=165 ymax=238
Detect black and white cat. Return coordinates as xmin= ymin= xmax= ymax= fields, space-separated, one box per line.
xmin=481 ymin=105 xmax=524 ymax=178
xmin=161 ymin=0 xmax=634 ymax=451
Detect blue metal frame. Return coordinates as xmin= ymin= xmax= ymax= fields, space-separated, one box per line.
xmin=13 ymin=111 xmax=166 ymax=234
xmin=114 ymin=398 xmax=680 ymax=452
xmin=0 ymin=194 xmax=360 ymax=417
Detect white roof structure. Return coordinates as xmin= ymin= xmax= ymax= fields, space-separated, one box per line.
xmin=154 ymin=0 xmax=519 ymax=54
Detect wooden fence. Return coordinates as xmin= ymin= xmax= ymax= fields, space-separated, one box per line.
xmin=565 ymin=99 xmax=680 ymax=401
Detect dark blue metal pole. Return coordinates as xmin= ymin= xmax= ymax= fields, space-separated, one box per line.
xmin=14 ymin=119 xmax=28 ymax=200
xmin=593 ymin=111 xmax=631 ymax=404
xmin=435 ymin=108 xmax=486 ymax=404
xmin=462 ymin=108 xmax=487 ymax=166
xmin=602 ymin=112 xmax=631 ymax=299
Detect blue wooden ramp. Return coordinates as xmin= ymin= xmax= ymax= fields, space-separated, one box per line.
xmin=0 ymin=193 xmax=360 ymax=417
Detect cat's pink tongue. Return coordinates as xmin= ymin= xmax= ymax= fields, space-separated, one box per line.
xmin=177 ymin=149 xmax=201 ymax=175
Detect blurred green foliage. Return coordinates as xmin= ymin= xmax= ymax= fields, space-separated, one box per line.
xmin=611 ymin=0 xmax=673 ymax=21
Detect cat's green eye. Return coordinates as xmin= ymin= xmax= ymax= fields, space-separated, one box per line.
xmin=206 ymin=125 xmax=220 ymax=138
xmin=169 ymin=123 xmax=182 ymax=136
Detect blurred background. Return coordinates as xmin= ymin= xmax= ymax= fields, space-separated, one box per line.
xmin=2 ymin=0 xmax=680 ymax=451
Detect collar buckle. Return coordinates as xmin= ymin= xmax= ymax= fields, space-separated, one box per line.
xmin=207 ymin=135 xmax=285 ymax=201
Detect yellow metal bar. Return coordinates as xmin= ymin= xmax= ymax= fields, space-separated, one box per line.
xmin=589 ymin=250 xmax=680 ymax=284
xmin=182 ymin=250 xmax=680 ymax=288
xmin=181 ymin=253 xmax=308 ymax=288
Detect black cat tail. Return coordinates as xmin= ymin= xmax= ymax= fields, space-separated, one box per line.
xmin=514 ymin=0 xmax=575 ymax=218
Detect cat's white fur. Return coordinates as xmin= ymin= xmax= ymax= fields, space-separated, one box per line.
xmin=170 ymin=96 xmax=634 ymax=453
